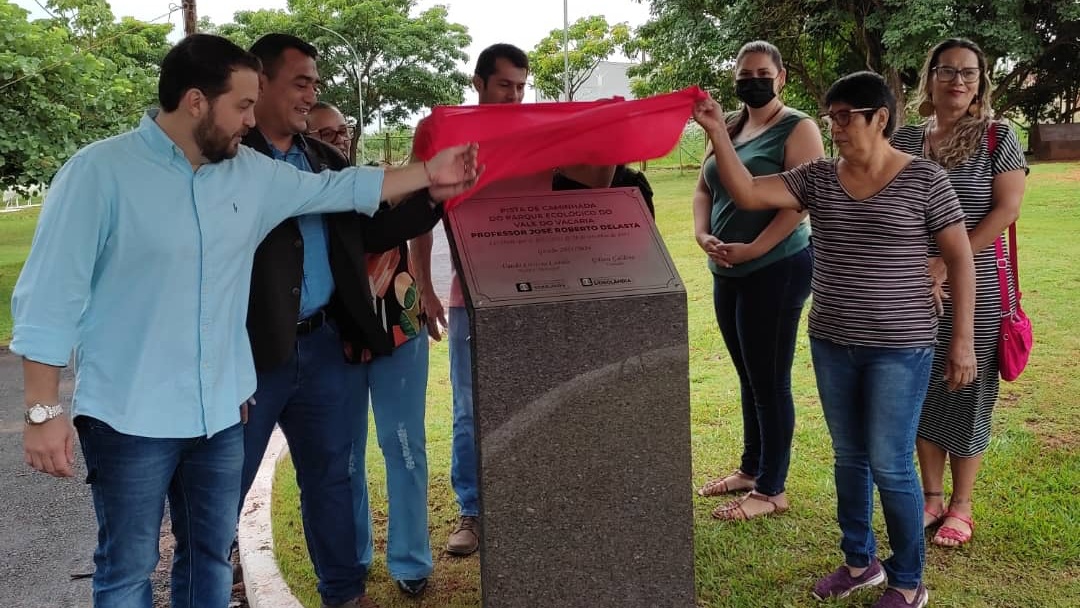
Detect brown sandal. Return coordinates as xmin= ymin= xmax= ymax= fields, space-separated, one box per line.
xmin=712 ymin=491 xmax=788 ymax=521
xmin=697 ymin=470 xmax=755 ymax=497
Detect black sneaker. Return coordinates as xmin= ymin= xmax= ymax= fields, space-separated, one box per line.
xmin=396 ymin=578 xmax=428 ymax=597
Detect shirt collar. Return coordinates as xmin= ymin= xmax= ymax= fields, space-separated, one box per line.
xmin=259 ymin=129 xmax=309 ymax=159
xmin=137 ymin=109 xmax=188 ymax=163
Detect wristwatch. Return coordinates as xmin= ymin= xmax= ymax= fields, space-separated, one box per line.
xmin=25 ymin=403 xmax=65 ymax=425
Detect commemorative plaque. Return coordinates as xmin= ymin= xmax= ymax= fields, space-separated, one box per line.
xmin=445 ymin=188 xmax=681 ymax=306
xmin=446 ymin=186 xmax=695 ymax=607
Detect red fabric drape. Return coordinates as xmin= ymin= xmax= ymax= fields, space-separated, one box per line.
xmin=412 ymin=86 xmax=707 ymax=208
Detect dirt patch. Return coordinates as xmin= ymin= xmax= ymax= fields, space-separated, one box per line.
xmin=1024 ymin=416 xmax=1080 ymax=451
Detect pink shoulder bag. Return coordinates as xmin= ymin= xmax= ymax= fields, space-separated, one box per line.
xmin=989 ymin=125 xmax=1033 ymax=381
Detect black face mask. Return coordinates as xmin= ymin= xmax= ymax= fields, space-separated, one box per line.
xmin=735 ymin=77 xmax=777 ymax=109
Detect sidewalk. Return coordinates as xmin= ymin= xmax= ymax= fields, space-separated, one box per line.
xmin=0 ymin=347 xmax=93 ymax=607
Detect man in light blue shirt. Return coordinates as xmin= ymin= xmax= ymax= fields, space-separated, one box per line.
xmin=12 ymin=34 xmax=477 ymax=608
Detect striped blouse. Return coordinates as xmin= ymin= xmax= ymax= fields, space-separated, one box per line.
xmin=780 ymin=157 xmax=966 ymax=347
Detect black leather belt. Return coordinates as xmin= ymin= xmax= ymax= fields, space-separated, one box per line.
xmin=296 ymin=309 xmax=327 ymax=336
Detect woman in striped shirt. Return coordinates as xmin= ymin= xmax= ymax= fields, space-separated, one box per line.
xmin=693 ymin=72 xmax=977 ymax=608
xmin=892 ymin=39 xmax=1027 ymax=548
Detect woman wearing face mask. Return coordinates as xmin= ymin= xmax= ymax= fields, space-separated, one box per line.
xmin=694 ymin=40 xmax=825 ymax=521
xmin=891 ymin=39 xmax=1027 ymax=549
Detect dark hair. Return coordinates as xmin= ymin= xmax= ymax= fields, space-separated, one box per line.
xmin=824 ymin=71 xmax=897 ymax=137
xmin=158 ymin=34 xmax=262 ymax=112
xmin=311 ymin=101 xmax=337 ymax=113
xmin=474 ymin=43 xmax=528 ymax=83
xmin=249 ymin=33 xmax=318 ymax=79
xmin=726 ymin=40 xmax=784 ymax=137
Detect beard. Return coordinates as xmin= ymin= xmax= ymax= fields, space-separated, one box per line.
xmin=194 ymin=107 xmax=243 ymax=163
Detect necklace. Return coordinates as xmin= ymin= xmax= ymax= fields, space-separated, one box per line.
xmin=735 ymin=103 xmax=785 ymax=143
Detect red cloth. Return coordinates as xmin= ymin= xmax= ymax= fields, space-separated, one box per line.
xmin=412 ymin=86 xmax=706 ymax=208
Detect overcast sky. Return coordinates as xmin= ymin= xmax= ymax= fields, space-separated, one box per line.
xmin=14 ymin=0 xmax=653 ymax=106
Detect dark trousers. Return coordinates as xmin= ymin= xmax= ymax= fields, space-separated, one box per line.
xmin=711 ymin=247 xmax=812 ymax=495
xmin=239 ymin=321 xmax=367 ymax=605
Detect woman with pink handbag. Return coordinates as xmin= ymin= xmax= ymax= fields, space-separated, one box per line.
xmin=891 ymin=38 xmax=1029 ymax=549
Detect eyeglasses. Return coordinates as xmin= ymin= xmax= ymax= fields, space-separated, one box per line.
xmin=308 ymin=126 xmax=353 ymax=141
xmin=818 ymin=107 xmax=879 ymax=128
xmin=932 ymin=66 xmax=981 ymax=83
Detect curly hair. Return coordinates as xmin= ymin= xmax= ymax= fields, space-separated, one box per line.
xmin=913 ymin=38 xmax=994 ymax=169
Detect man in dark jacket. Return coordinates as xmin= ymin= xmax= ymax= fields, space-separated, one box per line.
xmin=239 ymin=34 xmax=441 ymax=608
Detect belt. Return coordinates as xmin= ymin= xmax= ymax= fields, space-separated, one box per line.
xmin=296 ymin=309 xmax=328 ymax=336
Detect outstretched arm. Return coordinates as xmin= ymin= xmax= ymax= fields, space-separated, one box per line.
xmin=692 ymin=97 xmax=802 ymax=211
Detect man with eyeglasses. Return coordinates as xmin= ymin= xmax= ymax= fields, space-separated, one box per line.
xmin=237 ymin=33 xmax=444 ymax=608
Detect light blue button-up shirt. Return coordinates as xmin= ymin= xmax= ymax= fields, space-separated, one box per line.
xmin=266 ymin=141 xmax=334 ymax=319
xmin=10 ymin=113 xmax=384 ymax=438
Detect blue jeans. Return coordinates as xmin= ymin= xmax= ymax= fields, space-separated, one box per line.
xmin=712 ymin=247 xmax=812 ymax=496
xmin=448 ymin=306 xmax=479 ymax=517
xmin=239 ymin=322 xmax=367 ymax=605
xmin=351 ymin=332 xmax=433 ymax=580
xmin=76 ymin=416 xmax=242 ymax=608
xmin=810 ymin=338 xmax=934 ymax=590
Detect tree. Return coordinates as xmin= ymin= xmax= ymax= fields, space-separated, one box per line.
xmin=206 ymin=0 xmax=471 ymax=127
xmin=529 ymin=15 xmax=631 ymax=101
xmin=629 ymin=0 xmax=1080 ymax=128
xmin=0 ymin=0 xmax=170 ymax=190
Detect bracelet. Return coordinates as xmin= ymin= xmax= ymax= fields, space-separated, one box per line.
xmin=423 ymin=160 xmax=436 ymax=186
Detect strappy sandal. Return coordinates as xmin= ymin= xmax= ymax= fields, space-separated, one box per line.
xmin=712 ymin=491 xmax=788 ymax=521
xmin=923 ymin=491 xmax=945 ymax=529
xmin=933 ymin=509 xmax=974 ymax=547
xmin=697 ymin=470 xmax=755 ymax=497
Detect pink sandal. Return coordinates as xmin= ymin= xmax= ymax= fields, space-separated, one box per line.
xmin=923 ymin=491 xmax=945 ymax=528
xmin=932 ymin=510 xmax=974 ymax=547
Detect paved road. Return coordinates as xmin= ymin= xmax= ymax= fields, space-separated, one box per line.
xmin=0 ymin=348 xmax=94 ymax=608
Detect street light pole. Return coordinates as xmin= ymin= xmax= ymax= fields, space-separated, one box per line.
xmin=563 ymin=0 xmax=570 ymax=101
xmin=312 ymin=24 xmax=365 ymax=162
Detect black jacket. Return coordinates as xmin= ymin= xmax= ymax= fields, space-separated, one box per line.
xmin=243 ymin=129 xmax=442 ymax=371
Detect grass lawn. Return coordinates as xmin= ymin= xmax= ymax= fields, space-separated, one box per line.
xmin=0 ymin=207 xmax=39 ymax=341
xmin=271 ymin=162 xmax=1080 ymax=607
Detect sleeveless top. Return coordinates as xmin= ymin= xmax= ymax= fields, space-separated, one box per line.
xmin=701 ymin=109 xmax=812 ymax=277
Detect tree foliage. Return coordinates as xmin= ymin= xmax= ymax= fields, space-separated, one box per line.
xmin=528 ymin=15 xmax=632 ymax=101
xmin=0 ymin=0 xmax=170 ymax=190
xmin=629 ymin=0 xmax=1080 ymax=127
xmin=205 ymin=0 xmax=472 ymax=127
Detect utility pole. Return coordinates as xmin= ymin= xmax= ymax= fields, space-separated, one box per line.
xmin=182 ymin=0 xmax=198 ymax=36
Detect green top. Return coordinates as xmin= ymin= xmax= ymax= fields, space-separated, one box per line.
xmin=702 ymin=109 xmax=811 ymax=277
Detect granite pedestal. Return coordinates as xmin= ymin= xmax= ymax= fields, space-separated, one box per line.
xmin=446 ymin=188 xmax=695 ymax=607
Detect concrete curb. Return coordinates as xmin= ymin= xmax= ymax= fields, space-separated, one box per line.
xmin=238 ymin=427 xmax=304 ymax=608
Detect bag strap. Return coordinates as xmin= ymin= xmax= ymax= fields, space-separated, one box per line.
xmin=988 ymin=123 xmax=1021 ymax=315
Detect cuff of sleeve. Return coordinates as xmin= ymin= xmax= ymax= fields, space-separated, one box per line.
xmin=9 ymin=325 xmax=75 ymax=367
xmin=353 ymin=167 xmax=385 ymax=217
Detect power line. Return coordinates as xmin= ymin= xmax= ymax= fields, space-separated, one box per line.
xmin=0 ymin=4 xmax=181 ymax=94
